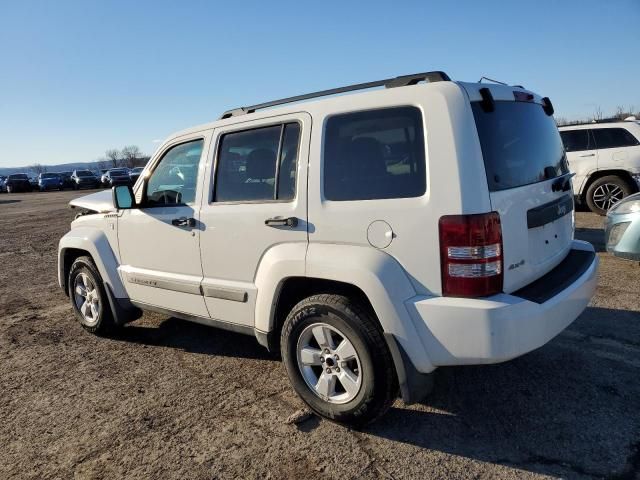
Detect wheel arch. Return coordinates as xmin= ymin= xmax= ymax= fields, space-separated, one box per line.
xmin=58 ymin=227 xmax=127 ymax=299
xmin=254 ymin=243 xmax=435 ymax=377
xmin=581 ymin=169 xmax=639 ymax=201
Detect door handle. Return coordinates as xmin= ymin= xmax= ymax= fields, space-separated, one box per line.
xmin=171 ymin=217 xmax=196 ymax=227
xmin=265 ymin=216 xmax=298 ymax=227
xmin=579 ymin=153 xmax=595 ymax=157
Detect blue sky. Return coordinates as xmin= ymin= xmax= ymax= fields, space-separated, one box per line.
xmin=0 ymin=0 xmax=638 ymax=167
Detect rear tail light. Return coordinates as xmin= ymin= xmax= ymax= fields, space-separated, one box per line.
xmin=439 ymin=212 xmax=503 ymax=297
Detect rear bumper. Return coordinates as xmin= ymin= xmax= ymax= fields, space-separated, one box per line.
xmin=406 ymin=240 xmax=598 ymax=368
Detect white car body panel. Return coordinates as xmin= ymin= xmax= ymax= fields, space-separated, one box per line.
xmin=560 ymin=122 xmax=640 ymax=199
xmin=58 ymin=78 xmax=599 ymax=381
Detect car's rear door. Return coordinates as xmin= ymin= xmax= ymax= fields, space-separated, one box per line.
xmin=465 ymin=84 xmax=574 ymax=292
xmin=197 ymin=112 xmax=310 ymax=328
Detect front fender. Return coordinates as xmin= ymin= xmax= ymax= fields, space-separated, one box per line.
xmin=58 ymin=227 xmax=127 ymax=298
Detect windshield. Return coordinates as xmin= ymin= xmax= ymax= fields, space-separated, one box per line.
xmin=41 ymin=173 xmax=58 ymax=179
xmin=76 ymin=170 xmax=94 ymax=177
xmin=110 ymin=169 xmax=128 ymax=175
xmin=472 ymin=101 xmax=568 ymax=191
xmin=132 ymin=167 xmax=144 ymax=173
xmin=9 ymin=174 xmax=28 ymax=180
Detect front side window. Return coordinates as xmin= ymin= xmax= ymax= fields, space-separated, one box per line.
xmin=145 ymin=139 xmax=203 ymax=206
xmin=214 ymin=123 xmax=300 ymax=202
xmin=560 ymin=129 xmax=593 ymax=152
xmin=323 ymin=106 xmax=426 ymax=201
xmin=592 ymin=128 xmax=640 ymax=149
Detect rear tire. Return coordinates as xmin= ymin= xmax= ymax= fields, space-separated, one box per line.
xmin=68 ymin=256 xmax=117 ymax=335
xmin=281 ymin=294 xmax=398 ymax=426
xmin=585 ymin=175 xmax=633 ymax=215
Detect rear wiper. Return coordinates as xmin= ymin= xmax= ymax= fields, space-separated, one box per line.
xmin=550 ymin=171 xmax=576 ymax=192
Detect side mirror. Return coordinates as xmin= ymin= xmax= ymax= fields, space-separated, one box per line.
xmin=112 ymin=184 xmax=136 ymax=209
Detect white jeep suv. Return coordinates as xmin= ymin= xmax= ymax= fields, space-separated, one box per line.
xmin=59 ymin=71 xmax=598 ymax=425
xmin=559 ymin=121 xmax=640 ymax=214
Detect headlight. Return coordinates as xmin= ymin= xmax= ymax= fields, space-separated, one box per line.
xmin=610 ymin=199 xmax=640 ymax=215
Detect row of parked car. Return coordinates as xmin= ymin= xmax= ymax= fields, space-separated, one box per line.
xmin=0 ymin=167 xmax=144 ymax=193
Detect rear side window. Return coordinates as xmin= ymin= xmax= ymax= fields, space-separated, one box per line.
xmin=592 ymin=128 xmax=639 ymax=149
xmin=323 ymin=106 xmax=426 ymax=201
xmin=214 ymin=123 xmax=300 ymax=202
xmin=472 ymin=101 xmax=568 ymax=191
xmin=560 ymin=129 xmax=594 ymax=152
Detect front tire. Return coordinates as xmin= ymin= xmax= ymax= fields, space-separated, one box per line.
xmin=585 ymin=175 xmax=633 ymax=215
xmin=281 ymin=294 xmax=398 ymax=426
xmin=68 ymin=256 xmax=117 ymax=335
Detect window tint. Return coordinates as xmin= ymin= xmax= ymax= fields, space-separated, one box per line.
xmin=324 ymin=107 xmax=426 ymax=201
xmin=592 ymin=128 xmax=640 ymax=149
xmin=472 ymin=101 xmax=568 ymax=191
xmin=145 ymin=139 xmax=203 ymax=206
xmin=214 ymin=123 xmax=300 ymax=202
xmin=76 ymin=170 xmax=94 ymax=177
xmin=560 ymin=129 xmax=593 ymax=152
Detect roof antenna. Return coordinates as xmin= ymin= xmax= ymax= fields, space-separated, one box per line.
xmin=478 ymin=76 xmax=508 ymax=86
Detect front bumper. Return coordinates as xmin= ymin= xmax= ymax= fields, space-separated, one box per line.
xmin=604 ymin=212 xmax=640 ymax=261
xmin=406 ymin=240 xmax=598 ymax=367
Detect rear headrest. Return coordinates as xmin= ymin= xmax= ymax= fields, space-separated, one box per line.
xmin=246 ymin=148 xmax=276 ymax=180
xmin=346 ymin=137 xmax=387 ymax=177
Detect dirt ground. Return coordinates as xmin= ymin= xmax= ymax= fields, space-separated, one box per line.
xmin=1 ymin=190 xmax=639 ymax=480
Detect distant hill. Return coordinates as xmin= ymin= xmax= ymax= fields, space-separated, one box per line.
xmin=0 ymin=158 xmax=149 ymax=176
xmin=0 ymin=161 xmax=104 ymax=176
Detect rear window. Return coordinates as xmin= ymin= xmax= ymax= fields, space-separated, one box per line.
xmin=324 ymin=106 xmax=426 ymax=201
xmin=592 ymin=128 xmax=639 ymax=149
xmin=76 ymin=170 xmax=93 ymax=177
xmin=472 ymin=101 xmax=568 ymax=191
xmin=110 ymin=169 xmax=129 ymax=175
xmin=9 ymin=174 xmax=28 ymax=180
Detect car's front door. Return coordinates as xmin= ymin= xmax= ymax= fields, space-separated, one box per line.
xmin=117 ymin=133 xmax=211 ymax=317
xmin=198 ymin=113 xmax=310 ymax=328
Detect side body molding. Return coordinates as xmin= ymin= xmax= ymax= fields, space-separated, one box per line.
xmin=58 ymin=227 xmax=127 ymax=298
xmin=254 ymin=242 xmax=307 ymax=334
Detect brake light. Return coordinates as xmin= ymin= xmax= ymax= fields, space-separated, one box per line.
xmin=439 ymin=212 xmax=503 ymax=297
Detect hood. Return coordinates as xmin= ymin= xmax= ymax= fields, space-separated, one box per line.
xmin=69 ymin=190 xmax=115 ymax=213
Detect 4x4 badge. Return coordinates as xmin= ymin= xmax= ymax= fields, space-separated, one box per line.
xmin=508 ymin=259 xmax=525 ymax=270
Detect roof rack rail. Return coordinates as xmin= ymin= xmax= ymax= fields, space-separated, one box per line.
xmin=219 ymin=71 xmax=450 ymax=119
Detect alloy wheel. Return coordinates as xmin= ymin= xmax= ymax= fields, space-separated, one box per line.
xmin=73 ymin=273 xmax=100 ymax=326
xmin=296 ymin=323 xmax=363 ymax=404
xmin=592 ymin=183 xmax=624 ymax=211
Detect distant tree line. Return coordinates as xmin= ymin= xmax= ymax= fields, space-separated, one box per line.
xmin=98 ymin=146 xmax=149 ymax=170
xmin=556 ymin=105 xmax=639 ymax=126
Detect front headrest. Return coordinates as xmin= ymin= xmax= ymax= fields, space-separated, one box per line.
xmin=246 ymin=148 xmax=276 ymax=180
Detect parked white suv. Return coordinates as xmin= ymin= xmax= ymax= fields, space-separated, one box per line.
xmin=559 ymin=121 xmax=640 ymax=214
xmin=59 ymin=71 xmax=598 ymax=425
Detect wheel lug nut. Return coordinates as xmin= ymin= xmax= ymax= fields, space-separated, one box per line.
xmin=320 ymin=357 xmax=325 ymax=363
xmin=326 ymin=368 xmax=332 ymax=374
xmin=324 ymin=349 xmax=330 ymax=354
xmin=335 ymin=367 xmax=340 ymax=372
xmin=334 ymin=354 xmax=339 ymax=360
